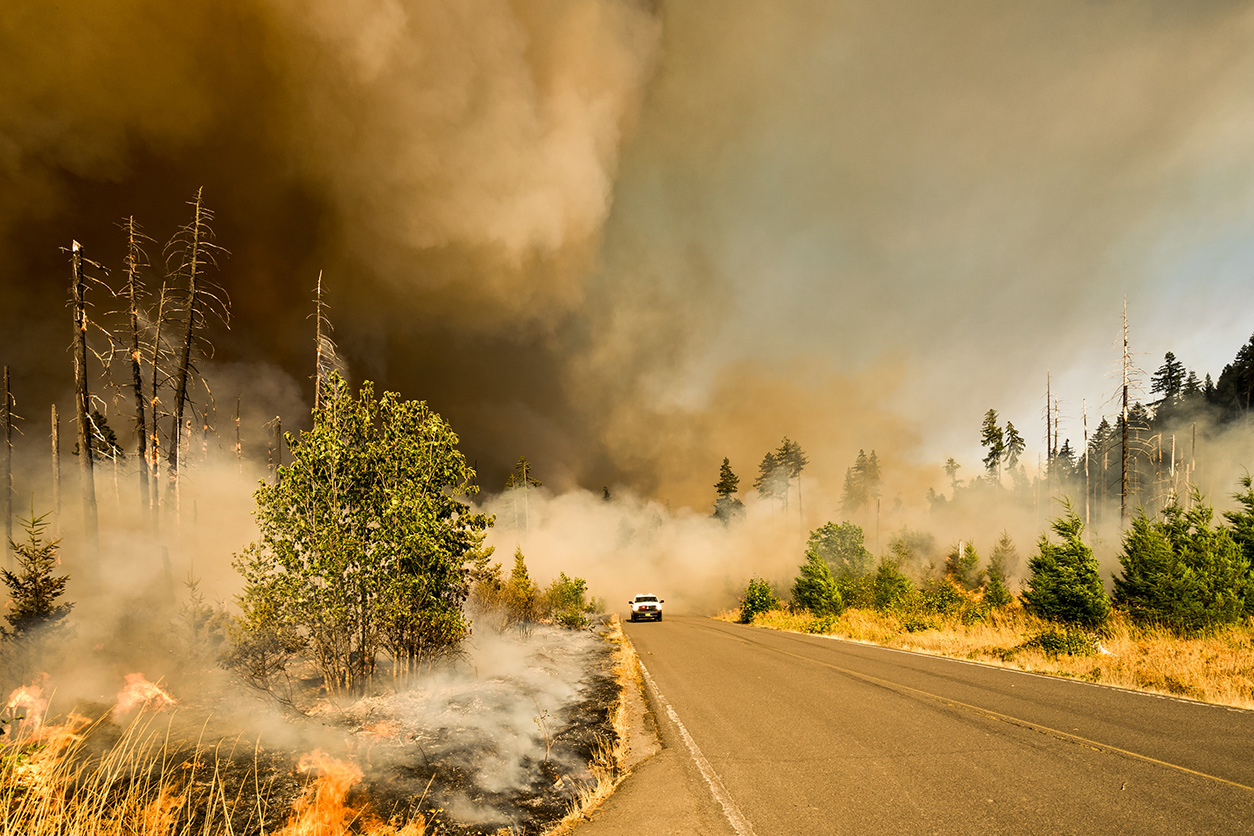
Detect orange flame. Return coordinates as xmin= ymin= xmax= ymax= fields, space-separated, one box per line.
xmin=8 ymin=711 xmax=91 ymax=803
xmin=6 ymin=682 xmax=49 ymax=731
xmin=115 ymin=673 xmax=177 ymax=714
xmin=277 ymin=750 xmax=366 ymax=836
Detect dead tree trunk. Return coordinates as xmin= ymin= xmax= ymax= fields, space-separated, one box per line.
xmin=122 ymin=216 xmax=150 ymax=520
xmin=1121 ymin=298 xmax=1130 ymax=527
xmin=51 ymin=404 xmax=61 ymax=534
xmin=149 ymin=281 xmax=167 ymax=528
xmin=165 ymin=188 xmax=227 ymax=503
xmin=167 ymin=190 xmax=204 ymax=493
xmin=71 ymin=240 xmax=100 ymax=554
xmin=3 ymin=366 xmax=11 ymax=566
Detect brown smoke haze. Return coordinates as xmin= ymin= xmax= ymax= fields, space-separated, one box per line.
xmin=6 ymin=0 xmax=1254 ymax=605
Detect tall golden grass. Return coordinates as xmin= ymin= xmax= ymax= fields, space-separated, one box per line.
xmin=721 ymin=606 xmax=1254 ymax=709
xmin=0 ymin=709 xmax=427 ymax=836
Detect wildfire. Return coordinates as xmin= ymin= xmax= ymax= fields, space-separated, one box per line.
xmin=278 ymin=749 xmax=366 ymax=836
xmin=6 ymin=680 xmax=49 ymax=731
xmin=115 ymin=673 xmax=178 ymax=715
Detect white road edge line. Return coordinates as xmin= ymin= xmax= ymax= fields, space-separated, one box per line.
xmin=639 ymin=662 xmax=758 ymax=836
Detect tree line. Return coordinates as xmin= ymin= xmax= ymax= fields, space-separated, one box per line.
xmin=742 ymin=483 xmax=1254 ymax=639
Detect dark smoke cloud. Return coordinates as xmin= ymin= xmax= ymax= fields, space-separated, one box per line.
xmin=4 ymin=0 xmax=1254 ymax=514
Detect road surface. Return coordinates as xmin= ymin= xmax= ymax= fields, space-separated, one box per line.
xmin=578 ymin=614 xmax=1254 ymax=836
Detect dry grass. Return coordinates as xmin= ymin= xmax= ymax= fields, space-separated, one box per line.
xmin=540 ymin=615 xmax=636 ymax=836
xmin=0 ymin=709 xmax=427 ymax=836
xmin=719 ymin=606 xmax=1254 ymax=709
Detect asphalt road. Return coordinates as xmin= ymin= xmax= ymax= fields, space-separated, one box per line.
xmin=582 ymin=614 xmax=1254 ymax=836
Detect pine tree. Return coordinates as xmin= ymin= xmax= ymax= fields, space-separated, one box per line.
xmin=1150 ymin=351 xmax=1186 ymax=402
xmin=2 ymin=511 xmax=72 ymax=642
xmin=1022 ymin=503 xmax=1109 ymax=628
xmin=712 ymin=457 xmax=745 ymax=522
xmin=943 ymin=457 xmax=962 ymax=490
xmin=944 ymin=541 xmax=983 ymax=590
xmin=753 ymin=450 xmax=787 ymax=507
xmin=985 ymin=532 xmax=1017 ymax=608
xmin=980 ymin=409 xmax=1005 ymax=482
xmin=1004 ymin=422 xmax=1025 ymax=469
xmin=1117 ymin=494 xmax=1250 ymax=633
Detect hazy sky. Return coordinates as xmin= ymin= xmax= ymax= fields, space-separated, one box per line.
xmin=4 ymin=0 xmax=1254 ymax=509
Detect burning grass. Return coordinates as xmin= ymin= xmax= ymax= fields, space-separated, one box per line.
xmin=0 ymin=621 xmax=629 ymax=836
xmin=721 ymin=606 xmax=1254 ymax=709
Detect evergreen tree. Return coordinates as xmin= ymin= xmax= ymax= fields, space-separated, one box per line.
xmin=1004 ymin=422 xmax=1025 ymax=469
xmin=1223 ymin=475 xmax=1254 ymax=614
xmin=840 ymin=449 xmax=879 ymax=517
xmin=1115 ymin=494 xmax=1249 ymax=633
xmin=712 ymin=457 xmax=746 ymax=522
xmin=2 ymin=511 xmax=72 ymax=642
xmin=944 ymin=541 xmax=983 ymax=591
xmin=753 ymin=450 xmax=787 ymax=505
xmin=1022 ymin=503 xmax=1110 ymax=628
xmin=792 ymin=548 xmax=842 ymax=616
xmin=943 ymin=457 xmax=962 ymax=490
xmin=985 ymin=531 xmax=1017 ymax=608
xmin=1150 ymin=351 xmax=1186 ymax=402
xmin=1212 ymin=333 xmax=1254 ymax=420
xmin=980 ymin=409 xmax=1005 ymax=481
xmin=872 ymin=558 xmax=915 ymax=611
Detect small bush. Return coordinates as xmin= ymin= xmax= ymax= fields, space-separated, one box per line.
xmin=739 ymin=578 xmax=778 ymax=624
xmin=1021 ymin=628 xmax=1097 ymax=657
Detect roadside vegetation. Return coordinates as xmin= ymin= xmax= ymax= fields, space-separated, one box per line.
xmin=726 ymin=491 xmax=1254 ymax=709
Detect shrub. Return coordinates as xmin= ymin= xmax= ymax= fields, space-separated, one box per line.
xmin=1021 ymin=628 xmax=1097 ymax=657
xmin=546 ymin=572 xmax=591 ymax=629
xmin=872 ymin=559 xmax=915 ymax=612
xmin=792 ymin=549 xmax=843 ymax=616
xmin=1022 ymin=504 xmax=1110 ymax=628
xmin=739 ymin=578 xmax=778 ymax=624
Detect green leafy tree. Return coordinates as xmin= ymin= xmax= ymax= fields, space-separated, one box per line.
xmin=712 ymin=457 xmax=746 ymax=522
xmin=545 ymin=572 xmax=591 ymax=628
xmin=231 ymin=374 xmax=491 ymax=694
xmin=807 ymin=521 xmax=875 ymax=581
xmin=2 ymin=511 xmax=72 ymax=643
xmin=1021 ymin=503 xmax=1109 ymax=628
xmin=1115 ymin=496 xmax=1249 ymax=634
xmin=738 ymin=577 xmax=778 ymax=624
xmin=792 ymin=549 xmax=842 ymax=616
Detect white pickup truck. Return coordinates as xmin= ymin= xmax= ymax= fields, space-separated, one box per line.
xmin=628 ymin=593 xmax=664 ymax=622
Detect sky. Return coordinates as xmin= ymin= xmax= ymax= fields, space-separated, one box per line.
xmin=4 ymin=0 xmax=1254 ymax=514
